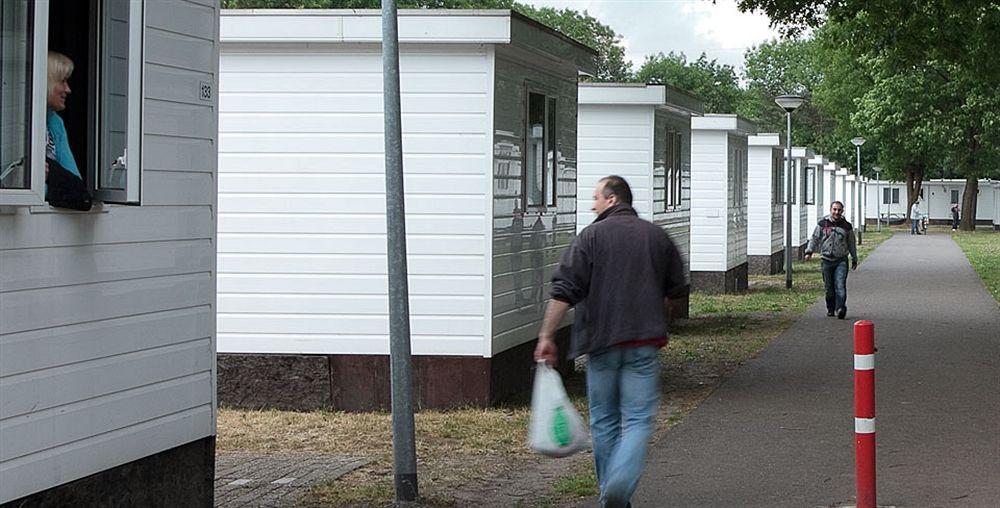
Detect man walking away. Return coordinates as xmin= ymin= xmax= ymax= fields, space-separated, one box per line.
xmin=534 ymin=175 xmax=688 ymax=508
xmin=951 ymin=203 xmax=960 ymax=231
xmin=805 ymin=201 xmax=858 ymax=320
xmin=911 ymin=199 xmax=922 ymax=235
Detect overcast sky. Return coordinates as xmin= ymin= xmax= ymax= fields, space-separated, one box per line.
xmin=523 ymin=0 xmax=782 ymax=73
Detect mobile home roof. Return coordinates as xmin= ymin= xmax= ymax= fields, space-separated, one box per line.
xmin=221 ymin=9 xmax=597 ymax=74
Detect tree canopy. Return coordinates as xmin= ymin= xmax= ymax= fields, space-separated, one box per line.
xmin=635 ymin=52 xmax=742 ymax=114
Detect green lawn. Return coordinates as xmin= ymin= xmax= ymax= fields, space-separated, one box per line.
xmin=952 ymin=231 xmax=1000 ymax=304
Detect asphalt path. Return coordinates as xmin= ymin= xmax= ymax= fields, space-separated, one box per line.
xmin=629 ymin=233 xmax=1000 ymax=507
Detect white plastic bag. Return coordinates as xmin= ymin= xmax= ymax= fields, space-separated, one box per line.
xmin=528 ymin=361 xmax=589 ymax=457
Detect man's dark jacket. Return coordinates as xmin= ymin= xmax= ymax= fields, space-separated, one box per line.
xmin=550 ymin=204 xmax=689 ymax=358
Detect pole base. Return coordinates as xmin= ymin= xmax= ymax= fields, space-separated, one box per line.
xmin=395 ymin=473 xmax=418 ymax=502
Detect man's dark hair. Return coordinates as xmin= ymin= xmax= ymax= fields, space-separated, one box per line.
xmin=831 ymin=200 xmax=845 ymax=209
xmin=599 ymin=175 xmax=633 ymax=205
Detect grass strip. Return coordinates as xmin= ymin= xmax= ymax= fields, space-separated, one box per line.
xmin=951 ymin=230 xmax=1000 ymax=304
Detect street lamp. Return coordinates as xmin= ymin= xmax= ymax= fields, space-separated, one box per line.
xmin=776 ymin=94 xmax=805 ymax=289
xmin=851 ymin=136 xmax=866 ymax=244
xmin=873 ymin=166 xmax=881 ymax=232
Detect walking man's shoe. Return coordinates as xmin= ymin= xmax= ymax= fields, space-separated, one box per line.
xmin=827 ymin=310 xmax=835 ymax=317
xmin=837 ymin=307 xmax=847 ymax=319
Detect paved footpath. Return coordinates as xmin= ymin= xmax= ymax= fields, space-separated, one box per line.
xmin=214 ymin=452 xmax=368 ymax=507
xmin=631 ymin=233 xmax=1000 ymax=507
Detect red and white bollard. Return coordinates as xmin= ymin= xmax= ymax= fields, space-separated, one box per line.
xmin=854 ymin=320 xmax=876 ymax=508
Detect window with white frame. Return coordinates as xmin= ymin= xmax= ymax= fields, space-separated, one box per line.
xmin=0 ymin=0 xmax=143 ymax=206
xmin=772 ymin=153 xmax=784 ymax=205
xmin=805 ymin=166 xmax=816 ymax=205
xmin=883 ymin=187 xmax=899 ymax=204
xmin=950 ymin=189 xmax=959 ymax=204
xmin=672 ymin=130 xmax=682 ymax=208
xmin=524 ymin=89 xmax=556 ymax=208
xmin=663 ymin=129 xmax=682 ymax=210
xmin=732 ymin=148 xmax=745 ymax=207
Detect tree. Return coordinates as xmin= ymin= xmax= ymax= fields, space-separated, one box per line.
xmin=740 ymin=37 xmax=832 ymax=153
xmin=514 ymin=5 xmax=631 ymax=81
xmin=221 ymin=0 xmax=633 ymax=82
xmin=739 ymin=0 xmax=1000 ymax=229
xmin=635 ymin=52 xmax=743 ymax=114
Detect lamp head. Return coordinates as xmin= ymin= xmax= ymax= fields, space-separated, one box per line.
xmin=774 ymin=94 xmax=805 ymax=112
xmin=851 ymin=136 xmax=866 ymax=147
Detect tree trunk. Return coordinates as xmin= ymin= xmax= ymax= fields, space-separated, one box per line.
xmin=904 ymin=163 xmax=925 ymax=221
xmin=960 ymin=176 xmax=978 ymax=231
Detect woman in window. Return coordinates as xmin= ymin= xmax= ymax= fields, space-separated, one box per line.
xmin=46 ymin=51 xmax=81 ymax=180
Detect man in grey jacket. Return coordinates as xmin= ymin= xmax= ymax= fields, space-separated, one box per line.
xmin=534 ymin=175 xmax=688 ymax=508
xmin=805 ymin=200 xmax=858 ymax=319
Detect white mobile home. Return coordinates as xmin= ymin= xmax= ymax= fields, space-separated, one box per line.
xmin=576 ymin=83 xmax=703 ymax=316
xmin=845 ymin=174 xmax=857 ymax=225
xmin=821 ymin=160 xmax=838 ymax=216
xmin=808 ymin=154 xmax=828 ymax=227
xmin=747 ymin=133 xmax=784 ymax=274
xmin=689 ymin=114 xmax=755 ymax=293
xmin=835 ymin=169 xmax=849 ymax=205
xmin=1 ymin=0 xmax=219 ymax=505
xmin=994 ymin=181 xmax=1000 ymax=230
xmin=866 ymin=179 xmax=998 ymax=226
xmin=216 ymin=10 xmax=596 ymax=410
xmin=786 ymin=147 xmax=812 ymax=258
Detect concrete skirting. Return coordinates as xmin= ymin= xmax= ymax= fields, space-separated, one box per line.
xmin=1 ymin=437 xmax=215 ymax=508
xmin=218 ymin=327 xmax=572 ymax=412
xmin=691 ymin=262 xmax=748 ymax=294
xmin=748 ymin=250 xmax=784 ymax=275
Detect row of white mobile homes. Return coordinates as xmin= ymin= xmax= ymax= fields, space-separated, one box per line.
xmin=1 ymin=0 xmax=220 ymax=505
xmin=216 ymin=9 xmax=597 ymax=411
xmin=576 ymin=83 xmax=704 ymax=314
xmin=865 ymin=179 xmax=1000 ymax=228
xmin=213 ymin=9 xmax=880 ymax=412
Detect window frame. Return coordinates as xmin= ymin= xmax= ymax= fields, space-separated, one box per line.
xmin=522 ymin=84 xmax=556 ymax=210
xmin=805 ymin=166 xmax=816 ymax=205
xmin=1 ymin=0 xmax=47 ymax=206
xmin=950 ymin=189 xmax=959 ymax=204
xmin=0 ymin=0 xmax=144 ymax=207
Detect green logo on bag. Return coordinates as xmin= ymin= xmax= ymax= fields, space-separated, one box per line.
xmin=551 ymin=406 xmax=572 ymax=447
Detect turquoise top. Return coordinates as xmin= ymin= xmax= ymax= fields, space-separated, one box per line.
xmin=46 ymin=110 xmax=82 ymax=179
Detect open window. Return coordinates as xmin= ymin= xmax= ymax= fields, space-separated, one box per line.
xmin=523 ymin=88 xmax=556 ymax=208
xmin=0 ymin=0 xmax=143 ymax=207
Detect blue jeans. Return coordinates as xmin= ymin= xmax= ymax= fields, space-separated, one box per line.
xmin=587 ymin=345 xmax=661 ymax=508
xmin=911 ymin=218 xmax=920 ymax=234
xmin=821 ymin=257 xmax=849 ymax=312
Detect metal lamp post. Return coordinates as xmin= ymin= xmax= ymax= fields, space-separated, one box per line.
xmin=382 ymin=0 xmax=418 ymax=501
xmin=851 ymin=137 xmax=866 ymax=244
xmin=775 ymin=94 xmax=806 ymax=289
xmin=873 ymin=166 xmax=881 ymax=232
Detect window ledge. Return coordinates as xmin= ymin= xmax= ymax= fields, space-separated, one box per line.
xmin=29 ymin=202 xmax=110 ymax=215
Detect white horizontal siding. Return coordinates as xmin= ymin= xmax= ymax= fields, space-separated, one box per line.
xmin=577 ymin=104 xmax=652 ymax=230
xmin=489 ymin=53 xmax=579 ymax=356
xmin=0 ymin=2 xmax=218 ymax=503
xmin=789 ymin=158 xmax=809 ymax=245
xmin=728 ymin=135 xmax=748 ymax=269
xmin=689 ymin=130 xmax=728 ymax=271
xmin=218 ymin=43 xmax=490 ymax=356
xmin=748 ymin=145 xmax=781 ymax=256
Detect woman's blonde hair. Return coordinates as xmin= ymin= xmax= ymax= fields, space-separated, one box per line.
xmin=47 ymin=51 xmax=74 ymax=95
